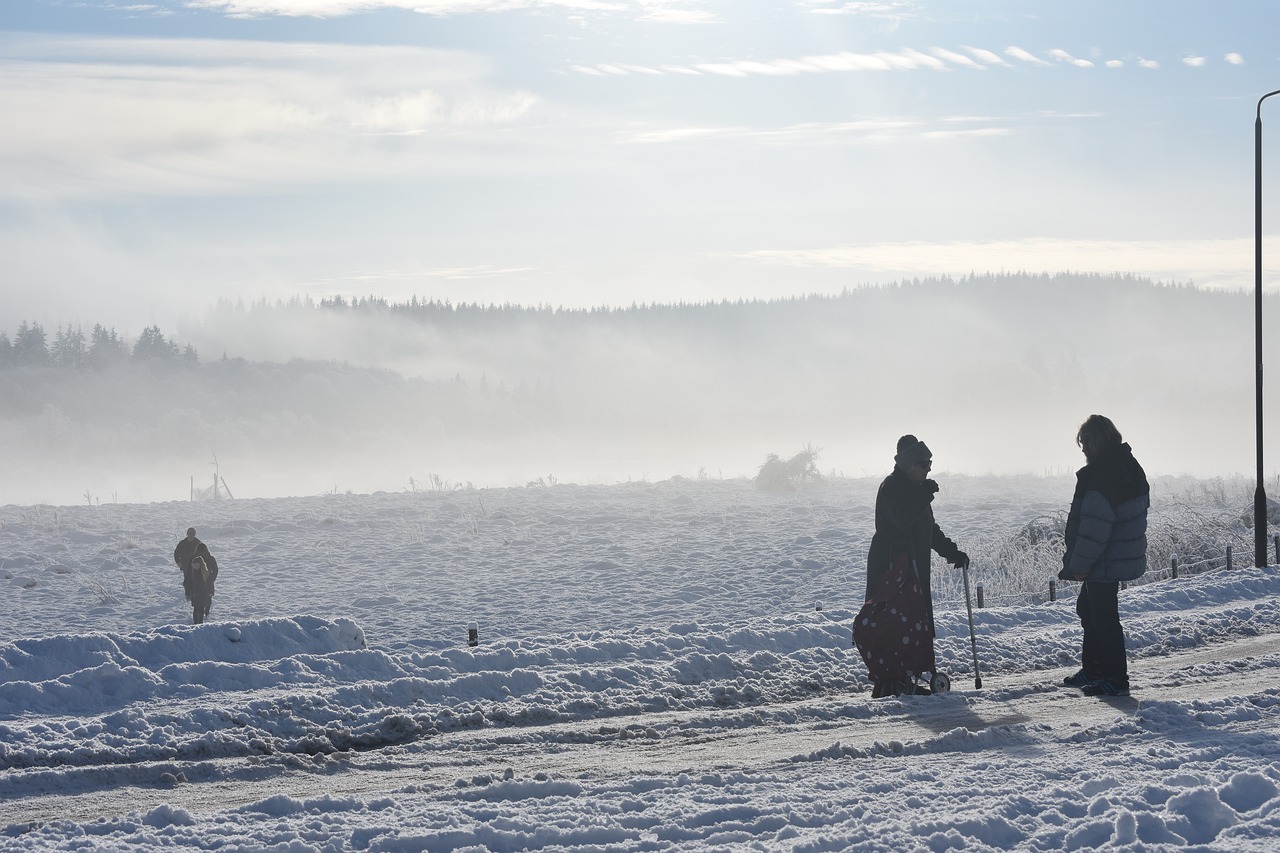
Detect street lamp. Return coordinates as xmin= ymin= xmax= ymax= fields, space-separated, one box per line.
xmin=1255 ymin=89 xmax=1280 ymax=568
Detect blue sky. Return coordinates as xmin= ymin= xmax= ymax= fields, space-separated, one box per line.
xmin=3 ymin=0 xmax=1278 ymax=328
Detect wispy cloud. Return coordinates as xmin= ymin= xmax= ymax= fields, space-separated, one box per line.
xmin=963 ymin=47 xmax=1010 ymax=67
xmin=184 ymin=0 xmax=630 ymax=17
xmin=803 ymin=1 xmax=919 ymax=20
xmin=1048 ymin=49 xmax=1093 ymax=68
xmin=0 ymin=35 xmax=540 ymax=200
xmin=1226 ymin=53 xmax=1245 ymax=65
xmin=1183 ymin=55 xmax=1207 ymax=67
xmin=620 ymin=117 xmax=1015 ymax=146
xmin=182 ymin=0 xmax=722 ymax=22
xmin=1004 ymin=46 xmax=1050 ymax=66
xmin=570 ymin=40 xmax=1196 ymax=79
xmin=919 ymin=127 xmax=1010 ymax=140
xmin=576 ymin=46 xmax=1020 ymax=78
xmin=930 ymin=47 xmax=983 ymax=69
xmin=634 ymin=1 xmax=718 ymax=24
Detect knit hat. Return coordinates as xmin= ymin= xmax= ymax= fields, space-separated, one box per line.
xmin=894 ymin=435 xmax=932 ymax=471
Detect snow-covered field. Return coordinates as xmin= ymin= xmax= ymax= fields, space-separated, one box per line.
xmin=3 ymin=475 xmax=1280 ymax=851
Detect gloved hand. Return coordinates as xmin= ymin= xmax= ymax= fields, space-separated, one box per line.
xmin=950 ymin=551 xmax=969 ymax=569
xmin=924 ymin=479 xmax=940 ymax=495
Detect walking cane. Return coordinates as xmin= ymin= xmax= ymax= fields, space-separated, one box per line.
xmin=962 ymin=560 xmax=982 ymax=689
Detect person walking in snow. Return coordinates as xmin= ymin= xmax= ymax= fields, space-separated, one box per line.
xmin=174 ymin=527 xmax=202 ymax=572
xmin=861 ymin=435 xmax=969 ymax=698
xmin=1059 ymin=414 xmax=1150 ymax=698
xmin=190 ymin=541 xmax=219 ymax=623
xmin=193 ymin=541 xmax=218 ymax=583
xmin=188 ymin=553 xmax=215 ymax=625
xmin=173 ymin=527 xmax=205 ymax=605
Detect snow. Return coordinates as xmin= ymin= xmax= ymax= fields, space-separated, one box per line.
xmin=3 ymin=476 xmax=1280 ymax=851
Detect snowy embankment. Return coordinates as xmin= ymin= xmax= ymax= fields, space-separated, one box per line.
xmin=2 ymin=568 xmax=1278 ymax=775
xmin=3 ymin=477 xmax=1280 ymax=850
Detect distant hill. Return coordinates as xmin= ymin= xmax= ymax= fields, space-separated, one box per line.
xmin=0 ymin=273 xmax=1269 ymax=504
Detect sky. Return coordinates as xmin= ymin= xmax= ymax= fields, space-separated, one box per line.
xmin=3 ymin=477 xmax=1280 ymax=849
xmin=3 ymin=0 xmax=1279 ymax=330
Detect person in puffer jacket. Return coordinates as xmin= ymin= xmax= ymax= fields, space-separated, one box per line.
xmin=1060 ymin=414 xmax=1150 ymax=697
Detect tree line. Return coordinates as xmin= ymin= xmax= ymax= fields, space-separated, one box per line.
xmin=0 ymin=322 xmax=199 ymax=369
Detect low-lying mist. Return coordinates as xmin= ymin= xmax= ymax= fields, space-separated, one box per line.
xmin=0 ymin=273 xmax=1268 ymax=506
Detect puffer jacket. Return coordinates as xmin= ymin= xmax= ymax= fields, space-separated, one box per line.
xmin=1063 ymin=442 xmax=1150 ymax=581
xmin=865 ymin=470 xmax=963 ymax=629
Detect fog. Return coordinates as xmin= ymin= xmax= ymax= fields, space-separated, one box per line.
xmin=0 ymin=273 xmax=1269 ymax=506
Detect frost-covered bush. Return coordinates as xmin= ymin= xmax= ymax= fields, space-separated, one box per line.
xmin=934 ymin=477 xmax=1261 ymax=609
xmin=755 ymin=447 xmax=823 ymax=492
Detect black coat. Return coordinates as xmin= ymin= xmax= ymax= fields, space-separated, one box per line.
xmin=1062 ymin=443 xmax=1150 ymax=581
xmin=865 ymin=470 xmax=962 ymax=629
xmin=198 ymin=551 xmax=219 ymax=582
xmin=173 ymin=535 xmax=202 ymax=571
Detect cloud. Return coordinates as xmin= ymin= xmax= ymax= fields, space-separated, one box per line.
xmin=930 ymin=47 xmax=983 ymax=69
xmin=0 ymin=35 xmax=540 ymax=201
xmin=634 ymin=1 xmax=718 ymax=24
xmin=1048 ymin=49 xmax=1093 ymax=68
xmin=963 ymin=47 xmax=1010 ymax=67
xmin=568 ymin=41 xmax=1235 ymax=80
xmin=184 ymin=0 xmax=628 ymax=17
xmin=619 ymin=117 xmax=1016 ymax=147
xmin=576 ymin=46 xmax=998 ymax=78
xmin=919 ymin=127 xmax=1010 ymax=140
xmin=803 ymin=1 xmax=918 ymax=19
xmin=183 ymin=0 xmax=719 ymax=22
xmin=1004 ymin=46 xmax=1049 ymax=66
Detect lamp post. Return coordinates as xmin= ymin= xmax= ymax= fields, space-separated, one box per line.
xmin=1256 ymin=89 xmax=1280 ymax=568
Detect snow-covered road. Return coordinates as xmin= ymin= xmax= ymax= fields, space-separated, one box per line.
xmin=10 ymin=630 xmax=1279 ymax=831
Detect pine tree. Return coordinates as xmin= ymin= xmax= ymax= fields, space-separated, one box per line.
xmin=13 ymin=321 xmax=51 ymax=365
xmin=88 ymin=324 xmax=128 ymax=368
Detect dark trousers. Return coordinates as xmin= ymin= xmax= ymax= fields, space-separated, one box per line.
xmin=1077 ymin=581 xmax=1128 ymax=687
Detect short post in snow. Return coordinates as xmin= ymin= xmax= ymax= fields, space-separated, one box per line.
xmin=1274 ymin=535 xmax=1280 ymax=565
xmin=976 ymin=583 xmax=984 ymax=608
xmin=1227 ymin=544 xmax=1234 ymax=572
xmin=467 ymin=622 xmax=479 ymax=647
xmin=1048 ymin=579 xmax=1056 ymax=602
xmin=1171 ymin=556 xmax=1179 ymax=579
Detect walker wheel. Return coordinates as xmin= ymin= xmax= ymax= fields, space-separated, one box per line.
xmin=930 ymin=672 xmax=952 ymax=694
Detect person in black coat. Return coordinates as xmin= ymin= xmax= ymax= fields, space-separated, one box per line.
xmin=173 ymin=527 xmax=201 ymax=573
xmin=864 ymin=435 xmax=969 ymax=696
xmin=194 ymin=541 xmax=218 ymax=583
xmin=174 ymin=527 xmax=202 ymax=600
xmin=1059 ymin=415 xmax=1150 ymax=697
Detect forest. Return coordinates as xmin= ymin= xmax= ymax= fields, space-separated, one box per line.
xmin=0 ymin=273 xmax=1265 ymax=505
